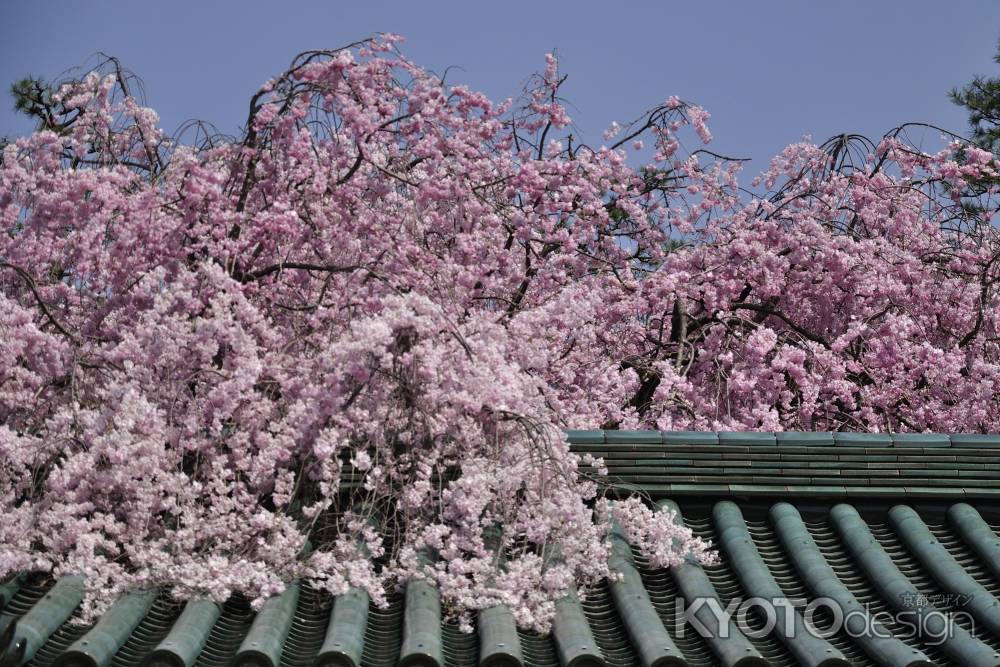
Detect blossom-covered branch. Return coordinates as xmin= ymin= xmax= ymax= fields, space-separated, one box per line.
xmin=2 ymin=34 xmax=998 ymax=630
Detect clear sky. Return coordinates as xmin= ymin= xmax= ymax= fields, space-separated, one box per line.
xmin=3 ymin=1 xmax=999 ymax=170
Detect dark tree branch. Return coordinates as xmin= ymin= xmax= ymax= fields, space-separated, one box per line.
xmin=1 ymin=262 xmax=76 ymax=341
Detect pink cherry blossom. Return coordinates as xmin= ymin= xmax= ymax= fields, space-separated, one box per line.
xmin=2 ymin=36 xmax=999 ymax=629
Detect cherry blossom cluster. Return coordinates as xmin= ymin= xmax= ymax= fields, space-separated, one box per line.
xmin=1 ymin=35 xmax=998 ymax=629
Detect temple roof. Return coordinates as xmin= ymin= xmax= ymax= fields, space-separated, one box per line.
xmin=571 ymin=430 xmax=1000 ymax=500
xmin=3 ymin=432 xmax=1000 ymax=667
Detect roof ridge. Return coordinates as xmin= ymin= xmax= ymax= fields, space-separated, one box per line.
xmin=566 ymin=429 xmax=1000 ymax=448
xmin=568 ymin=430 xmax=1000 ymax=500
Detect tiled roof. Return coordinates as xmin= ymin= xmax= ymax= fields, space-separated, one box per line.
xmin=569 ymin=431 xmax=1000 ymax=499
xmin=3 ymin=432 xmax=1000 ymax=667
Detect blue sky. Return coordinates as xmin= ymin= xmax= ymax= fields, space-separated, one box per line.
xmin=3 ymin=1 xmax=999 ymax=170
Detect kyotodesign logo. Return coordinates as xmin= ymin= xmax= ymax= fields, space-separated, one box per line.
xmin=675 ymin=595 xmax=973 ymax=646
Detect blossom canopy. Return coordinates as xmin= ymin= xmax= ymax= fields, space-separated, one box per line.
xmin=1 ymin=35 xmax=999 ymax=629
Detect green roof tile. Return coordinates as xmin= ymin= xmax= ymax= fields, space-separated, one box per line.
xmin=770 ymin=503 xmax=934 ymax=666
xmin=564 ymin=429 xmax=605 ymax=445
xmin=831 ymin=504 xmax=1000 ymax=665
xmin=843 ymin=485 xmax=907 ymax=497
xmin=783 ymin=484 xmax=848 ymax=495
xmin=2 ymin=576 xmax=85 ymax=665
xmin=834 ymin=432 xmax=893 ymax=447
xmin=149 ymin=599 xmax=221 ymax=667
xmin=891 ymin=433 xmax=952 ymax=448
xmin=714 ymin=502 xmax=851 ymax=666
xmin=551 ymin=585 xmax=607 ymax=667
xmin=776 ymin=431 xmax=836 ymax=446
xmin=718 ymin=431 xmax=777 ymax=446
xmin=235 ymin=582 xmax=300 ymax=667
xmin=950 ymin=433 xmax=1000 ymax=448
xmin=400 ymin=579 xmax=443 ymax=667
xmin=4 ymin=430 xmax=1000 ymax=667
xmin=594 ymin=426 xmax=1000 ymax=498
xmin=7 ymin=497 xmax=998 ymax=667
xmin=477 ymin=605 xmax=522 ymax=667
xmin=604 ymin=430 xmax=663 ymax=445
xmin=317 ymin=588 xmax=368 ymax=667
xmin=965 ymin=488 xmax=1000 ymax=498
xmin=660 ymin=430 xmax=719 ymax=445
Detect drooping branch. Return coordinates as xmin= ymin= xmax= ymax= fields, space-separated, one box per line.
xmin=0 ymin=262 xmax=76 ymax=342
